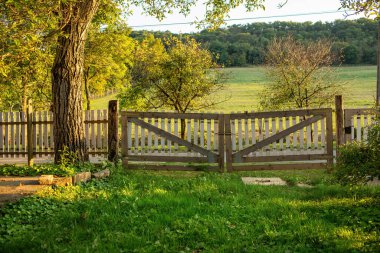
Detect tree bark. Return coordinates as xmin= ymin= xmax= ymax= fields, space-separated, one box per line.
xmin=51 ymin=0 xmax=99 ymax=163
xmin=84 ymin=68 xmax=91 ymax=110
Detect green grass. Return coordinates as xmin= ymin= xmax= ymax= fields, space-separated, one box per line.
xmin=92 ymin=65 xmax=376 ymax=111
xmin=1 ymin=169 xmax=379 ymax=252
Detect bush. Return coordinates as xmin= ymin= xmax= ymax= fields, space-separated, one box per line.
xmin=335 ymin=116 xmax=380 ymax=185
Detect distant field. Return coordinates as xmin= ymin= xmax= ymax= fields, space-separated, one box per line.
xmin=92 ymin=65 xmax=377 ymax=111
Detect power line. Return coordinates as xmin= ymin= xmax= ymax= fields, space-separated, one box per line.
xmin=129 ymin=10 xmax=355 ymax=28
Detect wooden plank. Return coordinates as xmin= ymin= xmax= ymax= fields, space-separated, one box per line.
xmin=38 ymin=112 xmax=42 ymax=156
xmin=128 ymin=155 xmax=208 ymax=163
xmin=43 ymin=111 xmax=48 ymax=152
xmin=232 ymin=163 xmax=327 ymax=171
xmin=271 ymin=118 xmax=276 ymax=151
xmin=218 ymin=114 xmax=225 ymax=172
xmin=313 ymin=121 xmax=318 ymax=149
xmin=194 ymin=118 xmax=198 ymax=146
xmin=238 ymin=116 xmax=242 ymax=150
xmin=306 ymin=120 xmax=311 ymax=149
xmin=214 ymin=118 xmax=218 ymax=151
xmin=134 ymin=121 xmax=139 ymax=154
xmin=130 ymin=118 xmax=217 ymax=161
xmin=10 ymin=112 xmax=14 ymax=156
xmin=103 ymin=109 xmax=108 ymax=150
xmin=244 ymin=118 xmax=249 ymax=148
xmin=97 ymin=110 xmax=102 ymax=149
xmin=233 ymin=114 xmax=324 ymax=160
xmin=335 ymin=95 xmax=344 ymax=148
xmin=325 ymin=109 xmax=334 ymax=168
xmin=356 ymin=115 xmax=362 ymax=141
xmin=285 ymin=118 xmax=290 ymax=150
xmin=0 ymin=112 xmax=3 ymax=157
xmin=279 ymin=118 xmax=283 ymax=150
xmin=229 ymin=108 xmax=330 ymax=120
xmin=122 ymin=111 xmax=219 ymax=120
xmin=363 ymin=116 xmax=368 ymax=143
xmin=21 ymin=112 xmax=26 ymax=154
xmin=225 ymin=114 xmax=233 ymax=172
xmin=5 ymin=113 xmax=9 ymax=155
xmin=15 ymin=112 xmax=20 ymax=156
xmin=85 ymin=111 xmax=90 ymax=148
xmin=344 ymin=109 xmax=354 ymax=143
xmin=126 ymin=164 xmax=219 ymax=171
xmin=91 ymin=110 xmax=95 ymax=154
xmin=321 ymin=117 xmax=326 ymax=147
xmin=108 ymin=101 xmax=118 ymax=161
xmin=160 ymin=116 xmax=165 ymax=152
xmin=167 ymin=118 xmax=172 ymax=153
xmin=292 ymin=117 xmax=297 ymax=150
xmin=174 ymin=118 xmax=179 ymax=151
xmin=121 ymin=114 xmax=128 ymax=164
xmin=231 ymin=118 xmax=236 ymax=151
xmin=127 ymin=119 xmax=132 ymax=152
xmin=187 ymin=118 xmax=191 ymax=151
xmin=299 ymin=117 xmax=304 ymax=151
xmin=147 ymin=118 xmax=152 ymax=153
xmin=240 ymin=154 xmax=332 ymax=163
xmin=251 ymin=118 xmax=256 ymax=146
xmin=27 ymin=103 xmax=34 ymax=166
xmin=200 ymin=119 xmax=204 ymax=148
xmin=207 ymin=118 xmax=211 ymax=150
xmin=49 ymin=112 xmax=53 ymax=152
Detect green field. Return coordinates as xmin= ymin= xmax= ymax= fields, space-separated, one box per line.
xmin=1 ymin=169 xmax=379 ymax=252
xmin=92 ymin=65 xmax=377 ymax=111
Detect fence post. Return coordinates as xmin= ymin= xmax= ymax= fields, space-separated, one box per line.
xmin=27 ymin=101 xmax=34 ymax=166
xmin=217 ymin=114 xmax=225 ymax=172
xmin=108 ymin=100 xmax=118 ymax=162
xmin=335 ymin=95 xmax=344 ymax=156
xmin=224 ymin=114 xmax=233 ymax=172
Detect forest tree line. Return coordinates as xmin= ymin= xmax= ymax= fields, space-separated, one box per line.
xmin=131 ymin=18 xmax=378 ymax=66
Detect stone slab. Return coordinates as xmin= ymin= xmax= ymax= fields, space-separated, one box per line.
xmin=241 ymin=177 xmax=287 ymax=186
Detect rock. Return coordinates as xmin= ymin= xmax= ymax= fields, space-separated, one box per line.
xmin=39 ymin=175 xmax=54 ymax=185
xmin=92 ymin=169 xmax=110 ymax=179
xmin=241 ymin=177 xmax=287 ymax=186
xmin=72 ymin=172 xmax=91 ymax=185
xmin=54 ymin=176 xmax=73 ymax=186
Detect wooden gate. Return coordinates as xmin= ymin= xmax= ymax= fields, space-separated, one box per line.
xmin=224 ymin=108 xmax=334 ymax=171
xmin=121 ymin=111 xmax=225 ymax=171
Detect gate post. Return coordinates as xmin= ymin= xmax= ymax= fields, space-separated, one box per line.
xmin=108 ymin=100 xmax=118 ymax=162
xmin=335 ymin=95 xmax=344 ymax=156
xmin=217 ymin=114 xmax=225 ymax=172
xmin=224 ymin=114 xmax=233 ymax=172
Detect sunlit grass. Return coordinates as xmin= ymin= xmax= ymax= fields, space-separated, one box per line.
xmin=1 ymin=169 xmax=379 ymax=252
xmin=92 ymin=66 xmax=376 ymax=111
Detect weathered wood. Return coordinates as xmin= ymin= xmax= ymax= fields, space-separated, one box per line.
xmin=224 ymin=114 xmax=233 ymax=172
xmin=325 ymin=109 xmax=334 ymax=168
xmin=229 ymin=108 xmax=330 ymax=120
xmin=123 ymin=111 xmax=219 ymax=120
xmin=335 ymin=95 xmax=344 ymax=149
xmin=108 ymin=100 xmax=118 ymax=161
xmin=128 ymin=155 xmax=208 ymax=163
xmin=126 ymin=164 xmax=219 ymax=171
xmin=130 ymin=118 xmax=217 ymax=161
xmin=27 ymin=102 xmax=34 ymax=166
xmin=234 ymin=115 xmax=324 ymax=160
xmin=240 ymin=154 xmax=332 ymax=163
xmin=232 ymin=163 xmax=327 ymax=171
xmin=218 ymin=114 xmax=225 ymax=172
xmin=121 ymin=114 xmax=128 ymax=167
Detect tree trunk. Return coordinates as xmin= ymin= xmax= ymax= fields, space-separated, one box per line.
xmin=180 ymin=118 xmax=186 ymax=139
xmin=51 ymin=0 xmax=99 ymax=163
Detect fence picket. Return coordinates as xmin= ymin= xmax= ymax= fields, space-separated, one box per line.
xmin=238 ymin=116 xmax=242 ymax=150
xmin=0 ymin=112 xmax=3 ymax=157
xmin=313 ymin=121 xmax=318 ymax=149
xmin=147 ymin=118 xmax=152 ymax=153
xmin=356 ymin=115 xmax=362 ymax=141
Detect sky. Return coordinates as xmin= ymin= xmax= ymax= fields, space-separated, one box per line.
xmin=125 ymin=0 xmax=364 ymax=33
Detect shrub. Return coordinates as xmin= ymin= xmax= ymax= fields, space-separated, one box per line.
xmin=335 ymin=115 xmax=380 ymax=185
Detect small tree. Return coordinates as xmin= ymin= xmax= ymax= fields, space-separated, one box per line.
xmin=259 ymin=35 xmax=341 ymax=110
xmin=119 ymin=35 xmax=228 ymax=137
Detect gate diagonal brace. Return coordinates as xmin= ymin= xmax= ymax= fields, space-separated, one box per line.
xmin=233 ymin=114 xmax=324 ymax=162
xmin=129 ymin=117 xmax=218 ymax=163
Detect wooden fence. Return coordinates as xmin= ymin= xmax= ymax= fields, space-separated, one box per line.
xmin=1 ymin=97 xmax=378 ymax=171
xmin=0 ymin=109 xmax=110 ymax=162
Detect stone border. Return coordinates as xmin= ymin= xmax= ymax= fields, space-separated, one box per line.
xmin=39 ymin=169 xmax=110 ymax=186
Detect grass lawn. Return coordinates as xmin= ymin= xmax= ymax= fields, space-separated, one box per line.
xmin=92 ymin=66 xmax=377 ymax=112
xmin=1 ymin=169 xmax=379 ymax=252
